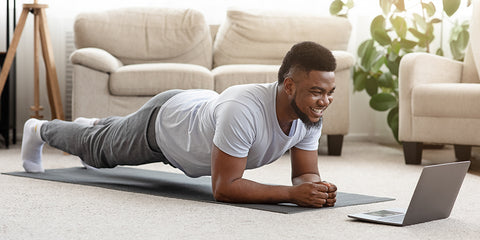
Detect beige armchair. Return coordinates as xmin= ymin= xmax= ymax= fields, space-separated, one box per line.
xmin=398 ymin=0 xmax=480 ymax=164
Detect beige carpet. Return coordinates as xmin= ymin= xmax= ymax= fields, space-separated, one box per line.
xmin=1 ymin=138 xmax=479 ymax=240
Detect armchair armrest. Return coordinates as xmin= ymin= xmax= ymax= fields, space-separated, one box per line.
xmin=398 ymin=52 xmax=463 ymax=142
xmin=399 ymin=52 xmax=463 ymax=89
xmin=70 ymin=48 xmax=123 ymax=73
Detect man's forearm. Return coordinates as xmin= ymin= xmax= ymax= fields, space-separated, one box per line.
xmin=213 ymin=177 xmax=292 ymax=204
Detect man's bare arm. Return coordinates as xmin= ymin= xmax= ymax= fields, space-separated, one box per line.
xmin=290 ymin=147 xmax=337 ymax=207
xmin=210 ymin=145 xmax=329 ymax=207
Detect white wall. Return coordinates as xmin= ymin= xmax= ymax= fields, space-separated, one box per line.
xmin=0 ymin=0 xmax=472 ymax=144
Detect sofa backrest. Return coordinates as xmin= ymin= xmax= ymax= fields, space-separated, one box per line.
xmin=213 ymin=9 xmax=352 ymax=68
xmin=74 ymin=8 xmax=212 ymax=69
xmin=461 ymin=0 xmax=480 ymax=83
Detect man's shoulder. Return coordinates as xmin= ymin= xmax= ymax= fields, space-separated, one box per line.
xmin=219 ymin=82 xmax=276 ymax=103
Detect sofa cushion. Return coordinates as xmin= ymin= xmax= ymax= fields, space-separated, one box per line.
xmin=212 ymin=51 xmax=354 ymax=93
xmin=74 ymin=8 xmax=212 ymax=68
xmin=110 ymin=63 xmax=214 ymax=96
xmin=213 ymin=9 xmax=352 ymax=67
xmin=212 ymin=65 xmax=280 ymax=92
xmin=412 ymin=83 xmax=480 ymax=118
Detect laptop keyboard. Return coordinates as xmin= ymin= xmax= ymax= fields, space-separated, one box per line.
xmin=364 ymin=210 xmax=404 ymax=217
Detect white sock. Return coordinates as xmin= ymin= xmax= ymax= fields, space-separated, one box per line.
xmin=73 ymin=117 xmax=99 ymax=126
xmin=21 ymin=118 xmax=48 ymax=173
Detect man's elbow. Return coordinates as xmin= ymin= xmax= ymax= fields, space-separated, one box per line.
xmin=212 ymin=186 xmax=235 ymax=203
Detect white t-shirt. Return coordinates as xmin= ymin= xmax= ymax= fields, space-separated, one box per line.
xmin=155 ymin=82 xmax=322 ymax=177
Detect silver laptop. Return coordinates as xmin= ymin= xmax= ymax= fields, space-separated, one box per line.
xmin=348 ymin=161 xmax=470 ymax=226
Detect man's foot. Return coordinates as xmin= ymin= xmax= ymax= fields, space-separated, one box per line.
xmin=73 ymin=117 xmax=99 ymax=126
xmin=21 ymin=118 xmax=48 ymax=173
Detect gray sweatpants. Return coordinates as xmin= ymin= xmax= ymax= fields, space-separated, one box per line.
xmin=40 ymin=90 xmax=184 ymax=168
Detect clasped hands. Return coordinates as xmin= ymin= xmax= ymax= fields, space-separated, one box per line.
xmin=290 ymin=181 xmax=337 ymax=208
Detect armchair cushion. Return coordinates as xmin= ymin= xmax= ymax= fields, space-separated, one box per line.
xmin=109 ymin=63 xmax=213 ymax=96
xmin=70 ymin=48 xmax=123 ymax=73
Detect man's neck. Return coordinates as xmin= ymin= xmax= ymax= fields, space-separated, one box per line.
xmin=276 ymin=85 xmax=295 ymax=135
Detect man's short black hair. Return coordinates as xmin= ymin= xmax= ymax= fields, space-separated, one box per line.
xmin=278 ymin=41 xmax=336 ymax=84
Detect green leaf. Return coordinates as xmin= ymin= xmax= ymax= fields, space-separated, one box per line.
xmin=346 ymin=0 xmax=354 ymax=8
xmin=370 ymin=93 xmax=397 ymax=111
xmin=444 ymin=0 xmax=461 ymax=17
xmin=387 ymin=106 xmax=399 ymax=127
xmin=457 ymin=30 xmax=470 ymax=49
xmin=370 ymin=15 xmax=387 ymax=36
xmin=386 ymin=56 xmax=401 ymax=76
xmin=387 ymin=106 xmax=400 ymax=142
xmin=379 ymin=0 xmax=392 ymax=16
xmin=387 ymin=46 xmax=400 ymax=61
xmin=431 ymin=18 xmax=442 ymax=24
xmin=330 ymin=0 xmax=344 ymax=15
xmin=413 ymin=13 xmax=427 ymax=31
xmin=358 ymin=40 xmax=378 ymax=69
xmin=366 ymin=77 xmax=378 ymax=96
xmin=373 ymin=30 xmax=392 ymax=46
xmin=353 ymin=69 xmax=367 ymax=91
xmin=422 ymin=2 xmax=436 ymax=17
xmin=399 ymin=38 xmax=417 ymax=49
xmin=450 ymin=41 xmax=462 ymax=60
xmin=436 ymin=47 xmax=444 ymax=56
xmin=391 ymin=16 xmax=407 ymax=38
xmin=357 ymin=39 xmax=374 ymax=57
xmin=371 ymin=55 xmax=386 ymax=73
xmin=390 ymin=39 xmax=402 ymax=54
xmin=378 ymin=72 xmax=394 ymax=88
xmin=409 ymin=28 xmax=426 ymax=40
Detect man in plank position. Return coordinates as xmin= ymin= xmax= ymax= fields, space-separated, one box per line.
xmin=21 ymin=41 xmax=338 ymax=207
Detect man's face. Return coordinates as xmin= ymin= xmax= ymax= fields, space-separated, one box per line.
xmin=288 ymin=70 xmax=335 ymax=128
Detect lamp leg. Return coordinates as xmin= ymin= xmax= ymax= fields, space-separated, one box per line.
xmin=0 ymin=8 xmax=29 ymax=95
xmin=31 ymin=9 xmax=43 ymax=119
xmin=38 ymin=8 xmax=64 ymax=120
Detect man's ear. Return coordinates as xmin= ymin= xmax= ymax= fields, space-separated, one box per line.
xmin=283 ymin=77 xmax=296 ymax=96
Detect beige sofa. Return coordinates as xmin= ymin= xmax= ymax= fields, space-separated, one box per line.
xmin=398 ymin=0 xmax=480 ymax=164
xmin=70 ymin=8 xmax=355 ymax=155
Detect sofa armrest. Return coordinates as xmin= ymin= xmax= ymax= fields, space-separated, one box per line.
xmin=70 ymin=48 xmax=123 ymax=73
xmin=332 ymin=51 xmax=355 ymax=71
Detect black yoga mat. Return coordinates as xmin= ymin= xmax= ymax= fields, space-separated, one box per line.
xmin=3 ymin=167 xmax=394 ymax=214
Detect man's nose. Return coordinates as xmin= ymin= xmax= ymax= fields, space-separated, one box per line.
xmin=317 ymin=94 xmax=330 ymax=106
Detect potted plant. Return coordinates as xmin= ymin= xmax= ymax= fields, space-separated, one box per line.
xmin=330 ymin=0 xmax=471 ymax=142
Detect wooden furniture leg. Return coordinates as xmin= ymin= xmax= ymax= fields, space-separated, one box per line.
xmin=38 ymin=7 xmax=63 ymax=120
xmin=0 ymin=8 xmax=29 ymax=94
xmin=30 ymin=8 xmax=43 ymax=118
xmin=403 ymin=142 xmax=423 ymax=164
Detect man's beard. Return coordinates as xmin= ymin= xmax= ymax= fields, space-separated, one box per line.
xmin=290 ymin=95 xmax=322 ymax=130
